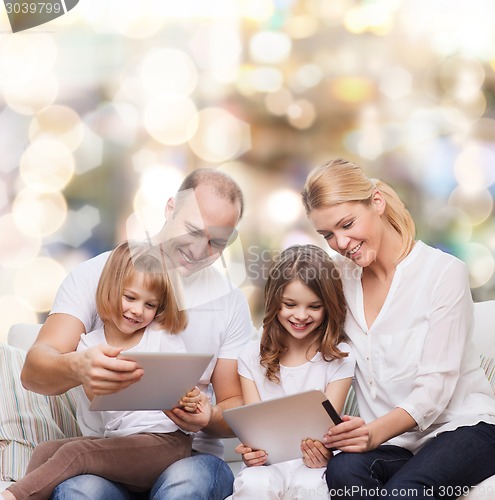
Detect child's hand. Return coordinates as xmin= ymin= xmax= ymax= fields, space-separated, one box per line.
xmin=235 ymin=443 xmax=267 ymax=467
xmin=179 ymin=386 xmax=201 ymax=413
xmin=164 ymin=390 xmax=212 ymax=432
xmin=301 ymin=439 xmax=332 ymax=468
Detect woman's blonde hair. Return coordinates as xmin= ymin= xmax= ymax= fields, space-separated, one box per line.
xmin=301 ymin=158 xmax=415 ymax=262
xmin=260 ymin=244 xmax=348 ymax=384
xmin=96 ymin=241 xmax=187 ymax=334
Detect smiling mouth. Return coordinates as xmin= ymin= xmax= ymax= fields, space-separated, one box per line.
xmin=179 ymin=250 xmax=198 ymax=266
xmin=347 ymin=242 xmax=362 ymax=256
xmin=289 ymin=321 xmax=312 ymax=329
xmin=123 ymin=316 xmax=140 ymax=324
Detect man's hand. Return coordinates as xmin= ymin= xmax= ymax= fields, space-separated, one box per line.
xmin=76 ymin=344 xmax=143 ymax=395
xmin=234 ymin=443 xmax=267 ymax=467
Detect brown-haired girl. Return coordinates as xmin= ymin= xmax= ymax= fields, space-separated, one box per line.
xmin=232 ymin=244 xmax=355 ymax=499
xmin=3 ymin=241 xmax=205 ymax=500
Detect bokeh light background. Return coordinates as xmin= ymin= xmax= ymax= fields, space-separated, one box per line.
xmin=1 ymin=0 xmax=495 ymax=340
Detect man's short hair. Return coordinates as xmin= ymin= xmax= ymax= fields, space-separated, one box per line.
xmin=178 ymin=168 xmax=244 ymax=219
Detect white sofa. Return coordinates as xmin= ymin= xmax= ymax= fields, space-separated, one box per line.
xmin=1 ymin=302 xmax=495 ymax=497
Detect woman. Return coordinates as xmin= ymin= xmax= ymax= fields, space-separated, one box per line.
xmin=301 ymin=158 xmax=495 ymax=499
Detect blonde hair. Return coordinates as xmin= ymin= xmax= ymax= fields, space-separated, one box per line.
xmin=96 ymin=241 xmax=187 ymax=334
xmin=260 ymin=245 xmax=348 ymax=384
xmin=302 ymin=158 xmax=415 ymax=262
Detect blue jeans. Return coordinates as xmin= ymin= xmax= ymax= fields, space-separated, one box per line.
xmin=326 ymin=422 xmax=495 ymax=499
xmin=52 ymin=453 xmax=234 ymax=500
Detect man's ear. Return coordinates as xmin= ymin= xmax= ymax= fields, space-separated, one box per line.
xmin=165 ymin=197 xmax=175 ymax=218
xmin=372 ymin=190 xmax=386 ymax=216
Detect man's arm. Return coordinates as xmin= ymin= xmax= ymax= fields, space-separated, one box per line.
xmin=21 ymin=313 xmax=143 ymax=396
xmin=166 ymin=358 xmax=242 ymax=438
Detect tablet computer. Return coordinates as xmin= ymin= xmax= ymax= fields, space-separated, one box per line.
xmin=89 ymin=352 xmax=214 ymax=411
xmin=223 ymin=390 xmax=342 ymax=465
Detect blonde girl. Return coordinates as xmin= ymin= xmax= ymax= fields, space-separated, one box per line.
xmin=3 ymin=241 xmax=205 ymax=500
xmin=232 ymin=244 xmax=355 ymax=499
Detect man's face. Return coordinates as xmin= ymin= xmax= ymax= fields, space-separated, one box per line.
xmin=158 ymin=184 xmax=241 ymax=277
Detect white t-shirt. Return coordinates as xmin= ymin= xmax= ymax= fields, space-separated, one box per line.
xmin=336 ymin=240 xmax=495 ymax=453
xmin=238 ymin=340 xmax=355 ymax=400
xmin=50 ymin=251 xmax=253 ymax=456
xmin=75 ymin=325 xmax=186 ymax=438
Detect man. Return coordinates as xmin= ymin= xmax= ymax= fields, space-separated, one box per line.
xmin=21 ymin=168 xmax=253 ymax=500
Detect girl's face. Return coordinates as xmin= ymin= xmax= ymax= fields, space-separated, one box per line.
xmin=277 ymin=279 xmax=325 ymax=343
xmin=115 ymin=272 xmax=160 ymax=336
xmin=308 ymin=195 xmax=385 ymax=268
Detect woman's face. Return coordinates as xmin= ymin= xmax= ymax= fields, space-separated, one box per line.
xmin=308 ymin=195 xmax=385 ymax=268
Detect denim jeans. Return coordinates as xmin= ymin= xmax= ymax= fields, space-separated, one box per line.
xmin=52 ymin=453 xmax=234 ymax=500
xmin=326 ymin=422 xmax=495 ymax=499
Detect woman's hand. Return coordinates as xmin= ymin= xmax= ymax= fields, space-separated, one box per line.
xmin=323 ymin=415 xmax=374 ymax=453
xmin=301 ymin=439 xmax=332 ymax=468
xmin=235 ymin=443 xmax=268 ymax=467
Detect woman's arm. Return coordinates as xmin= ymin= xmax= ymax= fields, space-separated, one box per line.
xmin=323 ymin=407 xmax=416 ymax=453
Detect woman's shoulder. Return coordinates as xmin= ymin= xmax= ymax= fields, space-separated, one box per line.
xmin=409 ymin=241 xmax=468 ymax=274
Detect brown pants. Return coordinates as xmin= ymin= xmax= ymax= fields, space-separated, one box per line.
xmin=7 ymin=431 xmax=192 ymax=500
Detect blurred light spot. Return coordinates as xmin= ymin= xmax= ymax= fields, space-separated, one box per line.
xmin=285 ymin=15 xmax=319 ymax=39
xmin=0 ymin=35 xmax=57 ymax=89
xmin=20 ymin=139 xmax=75 ymax=193
xmin=140 ymin=48 xmax=197 ymax=97
xmin=189 ymin=25 xmax=242 ymax=84
xmin=12 ymin=189 xmax=67 ymax=237
xmin=14 ymin=257 xmax=66 ymax=312
xmin=344 ymin=5 xmax=394 ymax=35
xmin=4 ymin=71 xmax=59 ymax=115
xmin=138 ymin=165 xmax=183 ymax=213
xmin=289 ymin=64 xmax=323 ymax=93
xmin=331 ymin=77 xmax=375 ymax=103
xmin=0 ymin=180 xmax=7 ymax=211
xmin=439 ymin=57 xmax=485 ymax=100
xmin=85 ymin=102 xmax=139 ymax=146
xmin=29 ymin=105 xmax=84 ymax=152
xmin=461 ymin=243 xmax=495 ymax=288
xmin=455 ymin=144 xmax=495 ymax=190
xmin=74 ymin=124 xmax=104 ymax=174
xmin=250 ymin=67 xmax=284 ymax=93
xmin=0 ymin=214 xmax=41 ymax=268
xmin=448 ymin=186 xmax=493 ymax=225
xmin=265 ymin=88 xmax=293 ymax=116
xmin=426 ymin=207 xmax=472 ymax=245
xmin=0 ymin=295 xmax=38 ymax=344
xmin=249 ymin=31 xmax=292 ymax=65
xmin=144 ymin=95 xmax=199 ymax=145
xmin=379 ymin=66 xmax=412 ymax=100
xmin=59 ymin=205 xmax=101 ymax=248
xmin=264 ymin=189 xmax=303 ymax=225
xmin=188 ymin=108 xmax=251 ymax=163
xmin=106 ymin=0 xmax=163 ymax=38
xmin=239 ymin=0 xmax=275 ymax=21
xmin=287 ymin=99 xmax=317 ymax=129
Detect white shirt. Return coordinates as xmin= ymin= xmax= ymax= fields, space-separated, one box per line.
xmin=238 ymin=340 xmax=355 ymax=400
xmin=51 ymin=251 xmax=253 ymax=456
xmin=336 ymin=241 xmax=495 ymax=452
xmin=75 ymin=325 xmax=187 ymax=438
